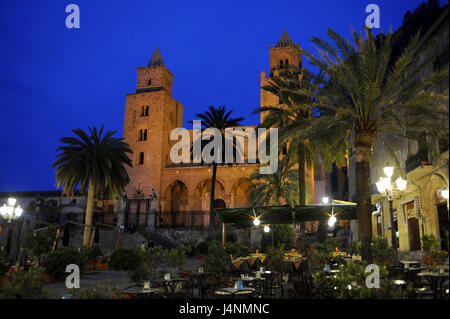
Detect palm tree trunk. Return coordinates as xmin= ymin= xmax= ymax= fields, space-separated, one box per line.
xmin=209 ymin=163 xmax=218 ymax=232
xmin=354 ymin=130 xmax=375 ymax=262
xmin=298 ymin=142 xmax=307 ymax=252
xmin=83 ymin=179 xmax=95 ymax=247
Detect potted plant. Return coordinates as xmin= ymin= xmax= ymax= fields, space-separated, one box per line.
xmin=0 ymin=265 xmax=49 ymax=299
xmin=41 ymin=247 xmax=87 ymax=280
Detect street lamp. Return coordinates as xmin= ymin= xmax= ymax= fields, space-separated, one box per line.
xmin=0 ymin=198 xmax=23 ymax=223
xmin=441 ymin=189 xmax=449 ymax=200
xmin=0 ymin=198 xmax=25 ymax=266
xmin=376 ymin=165 xmax=407 ymax=265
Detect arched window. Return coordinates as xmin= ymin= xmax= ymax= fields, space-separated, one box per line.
xmin=279 ymin=60 xmax=284 ymax=69
xmin=145 ymin=105 xmax=149 ymax=116
xmin=148 ymin=78 xmax=152 ymax=86
xmin=138 ymin=129 xmax=143 ymax=141
xmin=140 ymin=106 xmax=145 ymax=117
xmin=143 ymin=129 xmax=148 ymax=141
xmin=285 ymin=59 xmax=289 ymax=67
xmin=138 ymin=152 xmax=144 ymax=165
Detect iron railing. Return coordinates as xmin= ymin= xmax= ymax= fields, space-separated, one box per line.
xmin=405 ymin=150 xmax=429 ymax=173
xmin=155 ymin=211 xmax=220 ymax=229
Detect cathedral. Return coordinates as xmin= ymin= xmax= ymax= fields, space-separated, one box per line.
xmin=122 ymin=31 xmax=320 ymax=228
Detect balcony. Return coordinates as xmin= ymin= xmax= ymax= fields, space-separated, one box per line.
xmin=405 ymin=150 xmax=429 ymax=173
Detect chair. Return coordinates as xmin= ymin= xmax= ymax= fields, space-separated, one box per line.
xmin=402 ymin=268 xmax=423 ymax=288
xmin=238 ymin=260 xmax=250 ymax=274
xmin=201 ymin=273 xmax=222 ymax=299
xmin=387 ymin=265 xmax=403 ymax=279
xmin=162 ymin=279 xmax=193 ymax=299
xmin=262 ymin=271 xmax=284 ymax=298
xmin=293 ymin=273 xmax=313 ymax=299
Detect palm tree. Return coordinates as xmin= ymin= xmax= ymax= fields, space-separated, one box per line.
xmin=301 ymin=27 xmax=448 ymax=261
xmin=254 ymin=68 xmax=347 ymax=252
xmin=249 ymin=156 xmax=299 ymax=206
xmin=189 ymin=106 xmax=244 ymax=229
xmin=51 ymin=126 xmax=133 ymax=247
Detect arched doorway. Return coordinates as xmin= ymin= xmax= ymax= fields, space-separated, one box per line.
xmin=213 ymin=199 xmax=226 ymax=209
xmin=164 ymin=180 xmax=189 ymax=227
xmin=435 ymin=189 xmax=449 ymax=251
xmin=193 ymin=179 xmax=225 ymax=211
xmin=231 ymin=177 xmax=254 ymax=207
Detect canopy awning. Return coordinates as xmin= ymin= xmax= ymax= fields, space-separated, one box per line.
xmin=214 ymin=202 xmax=360 ymax=226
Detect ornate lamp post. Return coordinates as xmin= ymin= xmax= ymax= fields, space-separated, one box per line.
xmin=0 ymin=198 xmax=23 ymax=223
xmin=376 ymin=165 xmax=407 ymax=265
xmin=0 ymin=198 xmax=24 ymax=264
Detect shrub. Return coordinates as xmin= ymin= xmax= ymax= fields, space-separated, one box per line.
xmin=312 ymin=261 xmax=405 ymax=299
xmin=306 ymin=244 xmax=332 ymax=271
xmin=266 ymin=244 xmax=286 ymax=273
xmin=145 ymin=245 xmax=168 ymax=275
xmin=82 ymin=244 xmax=103 ymax=263
xmin=42 ymin=247 xmax=86 ymax=280
xmin=109 ymin=247 xmax=143 ymax=271
xmin=0 ymin=248 xmax=9 ymax=274
xmin=207 ymin=226 xmax=237 ymax=242
xmin=226 ymin=242 xmax=251 ymax=257
xmin=0 ymin=265 xmax=49 ymax=299
xmin=196 ymin=241 xmax=210 ymax=256
xmin=204 ymin=240 xmax=229 ymax=274
xmin=25 ymin=225 xmax=59 ymax=257
xmin=70 ymin=280 xmax=122 ymax=299
xmin=421 ymin=234 xmax=438 ymax=253
xmin=323 ymin=237 xmax=342 ymax=253
xmin=428 ymin=250 xmax=448 ymax=265
xmin=349 ymin=241 xmax=361 ymax=255
xmin=261 ymin=224 xmax=294 ymax=252
xmin=371 ymin=236 xmax=394 ymax=265
xmin=131 ymin=246 xmax=169 ymax=284
xmin=166 ymin=246 xmax=189 ymax=276
xmin=273 ymin=224 xmax=294 ymax=249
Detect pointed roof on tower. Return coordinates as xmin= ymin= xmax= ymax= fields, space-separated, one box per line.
xmin=148 ymin=47 xmax=164 ymax=67
xmin=276 ymin=30 xmax=293 ymax=47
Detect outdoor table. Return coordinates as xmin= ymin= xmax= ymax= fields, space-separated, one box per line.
xmin=231 ymin=258 xmax=247 ymax=269
xmin=248 ymin=253 xmax=266 ymax=266
xmin=329 ymin=269 xmax=341 ymax=274
xmin=232 ymin=254 xmax=266 ymax=269
xmin=122 ymin=285 xmax=161 ymax=299
xmin=352 ymin=255 xmax=362 ymax=262
xmin=284 ymin=254 xmax=307 ymax=271
xmin=417 ymin=271 xmax=449 ymax=299
xmin=400 ymin=260 xmax=421 ymax=269
xmin=215 ymin=287 xmax=255 ymax=296
xmin=241 ymin=275 xmax=265 ymax=290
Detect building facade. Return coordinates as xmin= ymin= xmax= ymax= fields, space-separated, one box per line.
xmin=368 ymin=7 xmax=449 ymax=252
xmin=122 ymin=32 xmax=322 ymax=229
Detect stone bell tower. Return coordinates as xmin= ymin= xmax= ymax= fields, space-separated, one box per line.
xmin=260 ymin=30 xmax=302 ymax=123
xmin=123 ymin=47 xmax=183 ymax=200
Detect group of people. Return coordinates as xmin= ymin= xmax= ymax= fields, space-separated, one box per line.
xmin=140 ymin=239 xmax=155 ymax=251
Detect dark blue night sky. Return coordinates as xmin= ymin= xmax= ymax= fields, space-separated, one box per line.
xmin=0 ymin=0 xmax=426 ymax=192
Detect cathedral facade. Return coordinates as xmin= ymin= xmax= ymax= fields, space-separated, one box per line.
xmin=122 ymin=31 xmax=317 ymax=228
